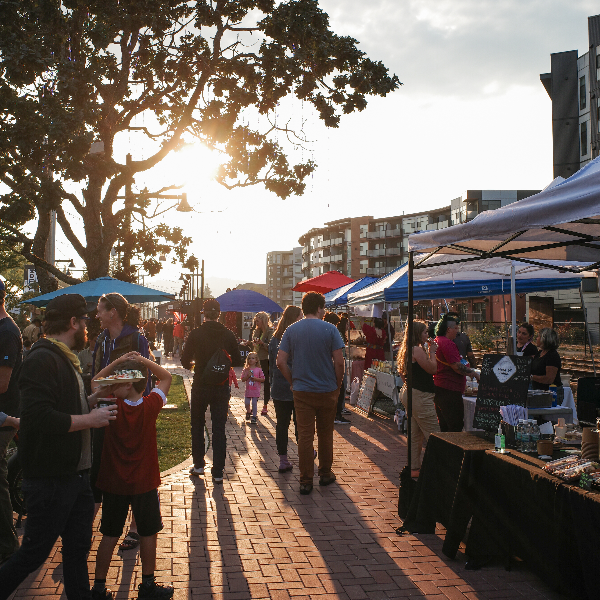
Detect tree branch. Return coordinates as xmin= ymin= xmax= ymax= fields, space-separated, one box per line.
xmin=55 ymin=205 xmax=87 ymax=260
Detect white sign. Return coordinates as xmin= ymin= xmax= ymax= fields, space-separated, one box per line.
xmin=493 ymin=356 xmax=517 ymax=383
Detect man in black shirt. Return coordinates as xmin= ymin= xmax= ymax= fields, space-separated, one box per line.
xmin=181 ymin=299 xmax=241 ymax=483
xmin=0 ymin=279 xmax=22 ymax=564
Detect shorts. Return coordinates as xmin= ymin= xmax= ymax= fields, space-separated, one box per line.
xmin=99 ymin=488 xmax=163 ymax=538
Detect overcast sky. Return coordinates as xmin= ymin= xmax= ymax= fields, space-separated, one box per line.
xmin=51 ymin=1 xmax=598 ymax=296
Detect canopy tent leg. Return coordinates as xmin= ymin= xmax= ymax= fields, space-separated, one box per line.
xmin=579 ymin=284 xmax=597 ymax=376
xmin=407 ymin=254 xmax=414 ymax=472
xmin=511 ymin=263 xmax=517 ymax=354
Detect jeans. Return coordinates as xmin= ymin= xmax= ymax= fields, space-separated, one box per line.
xmin=273 ymin=400 xmax=297 ymax=456
xmin=410 ymin=389 xmax=440 ymax=469
xmin=433 ymin=386 xmax=465 ymax=432
xmin=336 ymin=379 xmax=346 ymax=417
xmin=0 ymin=428 xmax=17 ymax=555
xmin=0 ymin=472 xmax=94 ymax=600
xmin=190 ymin=384 xmax=230 ymax=477
xmin=293 ymin=389 xmax=338 ymax=485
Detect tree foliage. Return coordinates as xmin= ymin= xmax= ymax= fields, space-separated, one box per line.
xmin=0 ymin=0 xmax=400 ymax=291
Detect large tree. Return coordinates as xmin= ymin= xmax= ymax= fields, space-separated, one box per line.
xmin=0 ymin=0 xmax=400 ymax=292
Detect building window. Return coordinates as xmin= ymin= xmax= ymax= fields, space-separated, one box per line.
xmin=359 ymin=242 xmax=368 ymax=256
xmin=481 ymin=200 xmax=501 ymax=211
xmin=359 ymin=260 xmax=368 ymax=274
xmin=581 ymin=121 xmax=588 ymax=156
xmin=580 ymin=76 xmax=587 ymax=110
xmin=359 ymin=225 xmax=368 ymax=238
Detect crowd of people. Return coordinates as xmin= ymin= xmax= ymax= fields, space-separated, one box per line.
xmin=0 ymin=276 xmax=567 ymax=599
xmin=397 ymin=313 xmax=563 ymax=476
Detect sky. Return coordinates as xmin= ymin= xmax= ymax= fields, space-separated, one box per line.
xmin=50 ymin=1 xmax=599 ymax=297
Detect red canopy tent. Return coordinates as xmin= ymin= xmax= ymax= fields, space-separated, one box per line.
xmin=292 ymin=270 xmax=355 ymax=294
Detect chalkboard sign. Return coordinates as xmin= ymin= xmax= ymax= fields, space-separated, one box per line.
xmin=356 ymin=373 xmax=377 ymax=415
xmin=473 ymin=354 xmax=532 ymax=431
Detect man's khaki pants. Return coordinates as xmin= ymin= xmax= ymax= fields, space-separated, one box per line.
xmin=293 ymin=389 xmax=338 ymax=485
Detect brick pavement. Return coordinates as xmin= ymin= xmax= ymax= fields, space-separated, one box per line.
xmin=8 ymin=358 xmax=566 ymax=600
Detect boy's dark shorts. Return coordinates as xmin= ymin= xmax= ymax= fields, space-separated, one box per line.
xmin=100 ymin=489 xmax=163 ymax=537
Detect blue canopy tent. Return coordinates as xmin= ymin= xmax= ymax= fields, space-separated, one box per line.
xmin=347 ymin=257 xmax=584 ymax=305
xmin=24 ymin=276 xmax=175 ymax=307
xmin=324 ymin=277 xmax=378 ymax=307
xmin=215 ymin=289 xmax=282 ymax=313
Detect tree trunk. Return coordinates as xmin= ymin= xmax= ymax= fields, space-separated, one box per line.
xmin=31 ymin=208 xmax=58 ymax=294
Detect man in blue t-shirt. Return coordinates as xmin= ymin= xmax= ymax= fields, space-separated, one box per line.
xmin=277 ymin=292 xmax=345 ymax=495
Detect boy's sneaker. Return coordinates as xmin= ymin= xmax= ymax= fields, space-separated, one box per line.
xmin=341 ymin=408 xmax=351 ymax=415
xmin=92 ymin=588 xmax=114 ymax=600
xmin=212 ymin=475 xmax=224 ymax=484
xmin=261 ymin=405 xmax=268 ymax=415
xmin=138 ymin=581 xmax=174 ymax=599
xmin=250 ymin=416 xmax=257 ymax=424
xmin=189 ymin=466 xmax=204 ymax=476
xmin=334 ymin=416 xmax=351 ymax=424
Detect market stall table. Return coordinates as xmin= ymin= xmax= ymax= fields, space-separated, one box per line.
xmin=402 ymin=432 xmax=600 ymax=599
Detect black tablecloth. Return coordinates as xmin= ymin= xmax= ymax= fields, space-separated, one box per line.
xmin=403 ymin=432 xmax=600 ymax=599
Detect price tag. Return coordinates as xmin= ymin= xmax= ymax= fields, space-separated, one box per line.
xmin=579 ymin=473 xmax=592 ymax=490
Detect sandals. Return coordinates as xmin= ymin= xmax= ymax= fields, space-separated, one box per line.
xmin=119 ymin=531 xmax=140 ymax=551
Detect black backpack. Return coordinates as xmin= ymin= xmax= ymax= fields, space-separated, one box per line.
xmin=200 ymin=332 xmax=232 ymax=386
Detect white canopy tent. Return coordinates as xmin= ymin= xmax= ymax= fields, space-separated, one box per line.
xmin=397 ymin=156 xmax=600 ymax=483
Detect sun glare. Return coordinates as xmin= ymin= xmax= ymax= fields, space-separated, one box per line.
xmin=169 ymin=144 xmax=221 ymax=187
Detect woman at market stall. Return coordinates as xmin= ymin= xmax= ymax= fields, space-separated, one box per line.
xmin=92 ymin=292 xmax=151 ymax=551
xmin=398 ymin=320 xmax=440 ymax=477
xmin=269 ymin=305 xmax=302 ymax=472
xmin=433 ymin=313 xmax=479 ymax=432
xmin=531 ymin=327 xmax=562 ymax=390
xmin=253 ymin=311 xmax=274 ymax=415
xmin=362 ymin=318 xmax=387 ymax=369
xmin=516 ymin=322 xmax=539 ymax=357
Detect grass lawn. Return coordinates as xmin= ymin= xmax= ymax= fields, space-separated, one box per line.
xmin=156 ymin=374 xmax=191 ymax=472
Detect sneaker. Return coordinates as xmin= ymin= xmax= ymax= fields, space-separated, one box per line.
xmin=299 ymin=483 xmax=313 ymax=495
xmin=212 ymin=475 xmax=224 ymax=484
xmin=319 ymin=473 xmax=336 ymax=487
xmin=245 ymin=411 xmax=252 ymax=420
xmin=92 ymin=588 xmax=114 ymax=600
xmin=261 ymin=406 xmax=268 ymax=415
xmin=250 ymin=416 xmax=257 ymax=424
xmin=138 ymin=581 xmax=174 ymax=599
xmin=334 ymin=416 xmax=351 ymax=424
xmin=278 ymin=462 xmax=293 ymax=473
xmin=189 ymin=466 xmax=204 ymax=476
xmin=341 ymin=408 xmax=351 ymax=415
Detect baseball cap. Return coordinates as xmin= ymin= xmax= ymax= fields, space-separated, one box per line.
xmin=44 ymin=294 xmax=94 ymax=321
xmin=202 ymin=298 xmax=220 ymax=313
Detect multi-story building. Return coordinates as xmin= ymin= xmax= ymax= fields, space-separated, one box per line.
xmin=266 ymin=247 xmax=303 ymax=306
xmin=540 ymin=14 xmax=600 ymax=178
xmin=295 ymin=191 xmax=538 ymax=281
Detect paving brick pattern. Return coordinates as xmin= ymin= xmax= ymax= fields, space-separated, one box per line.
xmin=8 ymin=358 xmax=566 ymax=600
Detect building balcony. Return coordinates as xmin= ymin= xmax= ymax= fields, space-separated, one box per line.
xmin=386 ymin=247 xmax=401 ymax=256
xmin=330 ymin=237 xmax=343 ymax=246
xmin=330 ymin=254 xmax=343 ymax=263
xmin=367 ymin=267 xmax=387 ymax=276
xmin=368 ymin=248 xmax=386 ymax=257
xmin=321 ymin=239 xmax=331 ymax=247
xmin=367 ymin=230 xmax=386 ymax=239
xmin=320 ymin=256 xmax=331 ymax=264
xmin=302 ymin=261 xmax=308 ymax=269
xmin=385 ymin=228 xmax=402 ymax=238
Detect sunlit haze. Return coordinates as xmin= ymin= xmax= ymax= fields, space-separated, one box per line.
xmin=45 ymin=1 xmax=594 ymax=297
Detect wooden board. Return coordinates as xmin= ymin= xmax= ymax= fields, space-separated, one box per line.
xmin=473 ymin=354 xmax=532 ymax=431
xmin=356 ymin=373 xmax=377 ymax=415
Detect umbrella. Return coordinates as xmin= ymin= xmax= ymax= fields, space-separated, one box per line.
xmin=215 ymin=289 xmax=283 ymax=313
xmin=24 ymin=277 xmax=175 ymax=307
xmin=292 ymin=270 xmax=355 ymax=294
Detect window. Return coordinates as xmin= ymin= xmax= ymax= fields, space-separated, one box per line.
xmin=581 ymin=121 xmax=588 ymax=156
xmin=481 ymin=200 xmax=501 ymax=211
xmin=359 ymin=225 xmax=369 ymax=238
xmin=359 ymin=260 xmax=368 ymax=274
xmin=580 ymin=76 xmax=587 ymax=110
xmin=359 ymin=242 xmax=368 ymax=256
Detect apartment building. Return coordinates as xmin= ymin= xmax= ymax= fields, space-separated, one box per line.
xmin=266 ymin=247 xmax=303 ymax=306
xmin=540 ymin=14 xmax=600 ymax=178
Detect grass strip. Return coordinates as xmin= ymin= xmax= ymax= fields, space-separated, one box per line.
xmin=156 ymin=374 xmax=191 ymax=472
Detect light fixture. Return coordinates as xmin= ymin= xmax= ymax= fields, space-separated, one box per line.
xmin=159 ymin=255 xmax=166 ymax=262
xmin=176 ymin=193 xmax=193 ymax=212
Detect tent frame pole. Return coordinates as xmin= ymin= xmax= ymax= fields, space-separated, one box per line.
xmin=511 ymin=263 xmax=517 ymax=354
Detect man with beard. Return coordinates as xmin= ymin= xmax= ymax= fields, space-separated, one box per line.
xmin=0 ymin=294 xmax=117 ymax=600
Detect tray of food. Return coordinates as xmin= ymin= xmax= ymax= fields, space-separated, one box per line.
xmin=95 ymin=369 xmax=145 ymax=386
xmin=543 ymin=456 xmax=600 ymax=482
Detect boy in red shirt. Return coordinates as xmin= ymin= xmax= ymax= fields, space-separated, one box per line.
xmin=91 ymin=351 xmax=173 ymax=599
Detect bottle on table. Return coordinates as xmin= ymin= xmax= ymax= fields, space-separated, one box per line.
xmin=549 ymin=384 xmax=558 ymax=407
